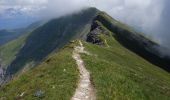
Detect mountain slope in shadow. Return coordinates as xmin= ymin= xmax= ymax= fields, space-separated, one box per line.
xmin=88 ymin=12 xmax=170 ymax=72
xmin=7 ymin=8 xmax=99 ymax=75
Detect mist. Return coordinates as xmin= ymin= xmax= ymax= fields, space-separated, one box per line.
xmin=0 ymin=0 xmax=170 ymax=51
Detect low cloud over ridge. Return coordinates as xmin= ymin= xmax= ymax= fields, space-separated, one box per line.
xmin=0 ymin=0 xmax=170 ymax=50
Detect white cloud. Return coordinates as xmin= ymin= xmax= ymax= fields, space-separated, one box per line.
xmin=38 ymin=0 xmax=90 ymax=18
xmin=0 ymin=0 xmax=163 ymax=24
xmin=94 ymin=0 xmax=164 ymax=33
xmin=0 ymin=0 xmax=48 ymax=18
xmin=0 ymin=0 xmax=170 ymax=49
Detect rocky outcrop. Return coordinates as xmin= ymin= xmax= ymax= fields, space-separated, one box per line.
xmin=86 ymin=21 xmax=110 ymax=45
xmin=0 ymin=65 xmax=6 ymax=85
xmin=90 ymin=13 xmax=170 ymax=72
xmin=0 ymin=62 xmax=11 ymax=86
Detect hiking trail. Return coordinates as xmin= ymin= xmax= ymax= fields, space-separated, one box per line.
xmin=72 ymin=40 xmax=96 ymax=100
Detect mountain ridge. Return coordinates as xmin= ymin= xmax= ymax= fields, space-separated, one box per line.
xmin=89 ymin=12 xmax=170 ymax=72
xmin=6 ymin=7 xmax=99 ymax=75
xmin=0 ymin=7 xmax=170 ymax=99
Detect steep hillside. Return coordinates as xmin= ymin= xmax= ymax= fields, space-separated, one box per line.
xmin=0 ymin=33 xmax=29 ymax=85
xmin=0 ymin=33 xmax=170 ymax=99
xmin=90 ymin=12 xmax=170 ymax=72
xmin=0 ymin=34 xmax=28 ymax=69
xmin=0 ymin=8 xmax=170 ymax=99
xmin=6 ymin=8 xmax=99 ymax=75
xmin=83 ymin=32 xmax=170 ymax=100
xmin=0 ymin=43 xmax=79 ymax=99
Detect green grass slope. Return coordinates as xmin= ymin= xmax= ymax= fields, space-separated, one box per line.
xmin=1 ymin=8 xmax=170 ymax=100
xmin=0 ymin=34 xmax=28 ymax=68
xmin=1 ymin=34 xmax=170 ymax=99
xmin=82 ymin=34 xmax=170 ymax=100
xmin=0 ymin=43 xmax=78 ymax=99
xmin=94 ymin=12 xmax=170 ymax=72
xmin=7 ymin=8 xmax=99 ymax=75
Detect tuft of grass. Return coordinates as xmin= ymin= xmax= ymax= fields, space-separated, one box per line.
xmin=0 ymin=43 xmax=79 ymax=100
xmin=81 ymin=35 xmax=170 ymax=100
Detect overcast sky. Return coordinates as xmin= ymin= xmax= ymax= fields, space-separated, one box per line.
xmin=0 ymin=0 xmax=169 ymax=49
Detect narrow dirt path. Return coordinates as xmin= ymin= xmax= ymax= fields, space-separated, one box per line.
xmin=72 ymin=41 xmax=96 ymax=100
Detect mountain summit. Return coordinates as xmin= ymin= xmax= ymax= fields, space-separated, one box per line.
xmin=0 ymin=8 xmax=170 ymax=99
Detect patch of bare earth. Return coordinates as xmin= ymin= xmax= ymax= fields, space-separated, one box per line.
xmin=72 ymin=41 xmax=96 ymax=100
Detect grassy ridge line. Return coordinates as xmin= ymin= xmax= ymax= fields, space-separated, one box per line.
xmin=7 ymin=8 xmax=99 ymax=75
xmin=81 ymin=35 xmax=170 ymax=100
xmin=0 ymin=43 xmax=79 ymax=99
xmin=95 ymin=12 xmax=170 ymax=72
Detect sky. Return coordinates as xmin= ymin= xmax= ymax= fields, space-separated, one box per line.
xmin=0 ymin=0 xmax=170 ymax=49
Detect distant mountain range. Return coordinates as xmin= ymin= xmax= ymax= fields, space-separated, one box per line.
xmin=0 ymin=21 xmax=44 ymax=46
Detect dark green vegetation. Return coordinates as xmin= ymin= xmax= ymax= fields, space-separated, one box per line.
xmin=94 ymin=12 xmax=170 ymax=72
xmin=0 ymin=44 xmax=79 ymax=99
xmin=85 ymin=28 xmax=170 ymax=100
xmin=0 ymin=21 xmax=44 ymax=69
xmin=6 ymin=8 xmax=99 ymax=75
xmin=82 ymin=13 xmax=170 ymax=99
xmin=0 ymin=7 xmax=170 ymax=100
xmin=82 ymin=35 xmax=170 ymax=99
xmin=0 ymin=34 xmax=28 ymax=68
xmin=0 ymin=29 xmax=24 ymax=46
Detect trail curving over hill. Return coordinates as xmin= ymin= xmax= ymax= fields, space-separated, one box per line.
xmin=72 ymin=41 xmax=96 ymax=100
